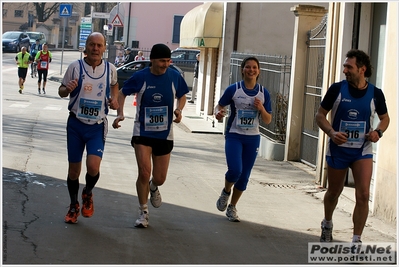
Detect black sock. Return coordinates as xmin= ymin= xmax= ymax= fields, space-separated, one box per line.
xmin=85 ymin=172 xmax=100 ymax=195
xmin=67 ymin=176 xmax=79 ymax=205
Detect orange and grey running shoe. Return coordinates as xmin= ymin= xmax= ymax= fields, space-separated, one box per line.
xmin=65 ymin=203 xmax=80 ymax=224
xmin=81 ymin=188 xmax=94 ymax=218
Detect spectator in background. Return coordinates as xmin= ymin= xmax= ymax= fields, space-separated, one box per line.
xmin=188 ymin=53 xmax=200 ymax=103
xmin=115 ymin=51 xmax=125 ymax=67
xmin=30 ymin=39 xmax=42 ymax=78
xmin=123 ymin=47 xmax=134 ymax=65
xmin=134 ymin=50 xmax=145 ymax=61
xmin=134 ymin=50 xmax=145 ymax=68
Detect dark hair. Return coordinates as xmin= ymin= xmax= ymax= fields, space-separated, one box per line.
xmin=346 ymin=49 xmax=373 ymax=78
xmin=241 ymin=56 xmax=260 ymax=80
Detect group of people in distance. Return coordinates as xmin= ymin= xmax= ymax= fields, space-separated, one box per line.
xmin=15 ymin=39 xmax=52 ymax=94
xmin=57 ymin=32 xmax=389 ymax=247
xmin=114 ymin=47 xmax=145 ymax=67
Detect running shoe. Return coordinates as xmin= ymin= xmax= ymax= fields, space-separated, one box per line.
xmin=65 ymin=203 xmax=80 ymax=224
xmin=149 ymin=181 xmax=162 ymax=208
xmin=38 ymin=89 xmax=41 ymax=94
xmin=226 ymin=204 xmax=240 ymax=222
xmin=320 ymin=222 xmax=333 ymax=242
xmin=135 ymin=209 xmax=149 ymax=228
xmin=19 ymin=89 xmax=22 ymax=94
xmin=42 ymin=88 xmax=46 ymax=94
xmin=81 ymin=188 xmax=94 ymax=218
xmin=216 ymin=189 xmax=230 ymax=211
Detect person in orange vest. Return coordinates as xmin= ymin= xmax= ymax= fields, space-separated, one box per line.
xmin=35 ymin=43 xmax=52 ymax=94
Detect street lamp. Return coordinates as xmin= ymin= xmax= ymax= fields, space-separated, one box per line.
xmin=103 ymin=24 xmax=108 ymax=36
xmin=103 ymin=25 xmax=109 ymax=59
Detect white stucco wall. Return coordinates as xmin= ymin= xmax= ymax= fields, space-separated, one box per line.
xmin=372 ymin=2 xmax=398 ymax=223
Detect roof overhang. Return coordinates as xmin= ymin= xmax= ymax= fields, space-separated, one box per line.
xmin=180 ymin=2 xmax=224 ymax=48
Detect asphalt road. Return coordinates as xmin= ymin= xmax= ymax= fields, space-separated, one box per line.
xmin=2 ymin=51 xmax=396 ymax=265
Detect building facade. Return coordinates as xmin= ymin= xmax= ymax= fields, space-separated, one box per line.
xmin=180 ymin=2 xmax=397 ymax=223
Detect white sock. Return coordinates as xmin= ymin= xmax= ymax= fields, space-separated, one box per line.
xmin=322 ymin=218 xmax=333 ymax=228
xmin=139 ymin=204 xmax=148 ymax=211
xmin=352 ymin=235 xmax=361 ymax=242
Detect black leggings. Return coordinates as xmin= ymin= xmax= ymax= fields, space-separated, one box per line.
xmin=37 ymin=69 xmax=48 ymax=83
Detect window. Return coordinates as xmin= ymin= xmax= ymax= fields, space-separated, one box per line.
xmin=3 ymin=9 xmax=7 ymax=18
xmin=188 ymin=52 xmax=197 ymax=60
xmin=14 ymin=10 xmax=23 ymax=18
xmin=171 ymin=51 xmax=185 ymax=59
xmin=172 ymin=15 xmax=183 ymax=44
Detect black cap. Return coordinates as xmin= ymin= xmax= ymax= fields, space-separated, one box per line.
xmin=150 ymin=43 xmax=171 ymax=59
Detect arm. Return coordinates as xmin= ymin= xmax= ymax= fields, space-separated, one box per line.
xmin=214 ymin=104 xmax=226 ymax=121
xmin=173 ymin=94 xmax=186 ymax=123
xmin=58 ymin=78 xmax=78 ymax=98
xmin=254 ymin=97 xmax=272 ymax=124
xmin=366 ymin=112 xmax=390 ymax=142
xmin=112 ymin=90 xmax=127 ymax=129
xmin=315 ymin=106 xmax=348 ymax=145
xmin=108 ymin=82 xmax=120 ymax=110
xmin=35 ymin=52 xmax=40 ymax=63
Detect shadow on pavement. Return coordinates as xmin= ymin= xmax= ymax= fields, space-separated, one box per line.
xmin=4 ymin=166 xmax=323 ymax=265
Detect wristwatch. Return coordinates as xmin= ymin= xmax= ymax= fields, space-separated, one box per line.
xmin=375 ymin=129 xmax=383 ymax=138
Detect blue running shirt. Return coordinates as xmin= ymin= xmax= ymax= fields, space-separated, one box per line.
xmin=122 ymin=67 xmax=189 ymax=140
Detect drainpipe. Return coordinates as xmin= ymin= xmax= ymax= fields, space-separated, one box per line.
xmin=352 ymin=3 xmax=361 ymax=49
xmin=126 ymin=2 xmax=131 ymax=48
xmin=233 ymin=3 xmax=241 ymax=51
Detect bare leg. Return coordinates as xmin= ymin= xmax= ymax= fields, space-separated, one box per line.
xmin=350 ymin=158 xmax=372 ymax=236
xmin=323 ymin=165 xmax=347 ymax=221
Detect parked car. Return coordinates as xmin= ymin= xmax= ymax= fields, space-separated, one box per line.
xmin=2 ymin=31 xmax=30 ymax=53
xmin=170 ymin=48 xmax=200 ymax=88
xmin=116 ymin=60 xmax=184 ymax=89
xmin=26 ymin=32 xmax=47 ymax=46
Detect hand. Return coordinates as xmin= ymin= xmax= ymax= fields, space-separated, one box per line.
xmin=254 ymin=97 xmax=264 ymax=111
xmin=330 ymin=131 xmax=348 ymax=145
xmin=173 ymin=109 xmax=182 ymax=123
xmin=365 ymin=130 xmax=380 ymax=143
xmin=112 ymin=115 xmax=125 ymax=129
xmin=215 ymin=109 xmax=225 ymax=121
xmin=65 ymin=78 xmax=79 ymax=93
xmin=108 ymin=97 xmax=119 ymax=110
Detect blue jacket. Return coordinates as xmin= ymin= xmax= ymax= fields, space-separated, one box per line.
xmin=30 ymin=43 xmax=42 ymax=56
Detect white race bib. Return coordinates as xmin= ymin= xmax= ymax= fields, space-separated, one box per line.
xmin=338 ymin=120 xmax=366 ymax=148
xmin=144 ymin=106 xmax=168 ymax=131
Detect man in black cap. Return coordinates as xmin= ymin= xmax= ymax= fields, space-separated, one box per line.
xmin=112 ymin=43 xmax=189 ymax=228
xmin=123 ymin=47 xmax=134 ymax=65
